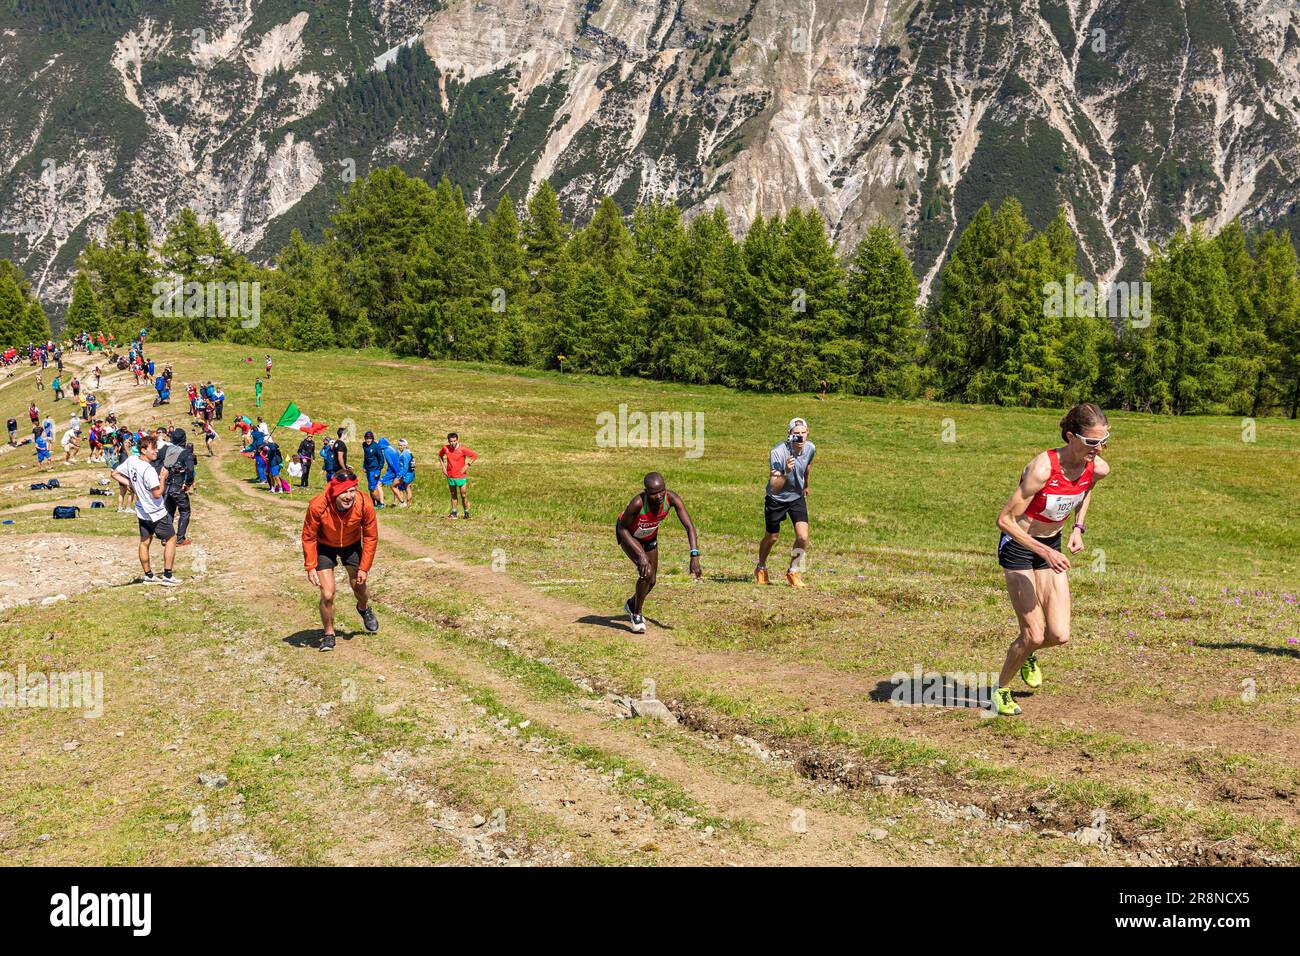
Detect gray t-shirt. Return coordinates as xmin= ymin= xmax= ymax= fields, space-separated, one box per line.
xmin=766 ymin=439 xmax=815 ymax=502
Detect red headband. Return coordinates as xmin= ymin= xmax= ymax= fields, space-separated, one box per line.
xmin=328 ymin=476 xmax=358 ymax=503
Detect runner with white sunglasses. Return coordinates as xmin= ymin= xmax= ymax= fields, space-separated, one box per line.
xmin=991 ymin=403 xmax=1111 ymax=716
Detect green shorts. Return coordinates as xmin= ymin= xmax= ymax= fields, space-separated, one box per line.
xmin=447 ymin=477 xmax=467 ymax=488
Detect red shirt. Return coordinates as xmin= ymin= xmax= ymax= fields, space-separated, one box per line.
xmin=1024 ymin=449 xmax=1095 ymax=525
xmin=438 ymin=444 xmax=477 ymax=478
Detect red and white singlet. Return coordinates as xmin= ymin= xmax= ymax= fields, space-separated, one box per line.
xmin=1023 ymin=448 xmax=1094 ymax=524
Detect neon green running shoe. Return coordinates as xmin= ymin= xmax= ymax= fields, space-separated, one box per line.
xmin=993 ymin=687 xmax=1022 ymax=717
xmin=1020 ymin=654 xmax=1043 ymax=689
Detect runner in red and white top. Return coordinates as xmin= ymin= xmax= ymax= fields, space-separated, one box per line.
xmin=991 ymin=403 xmax=1111 ymax=716
xmin=615 ymin=472 xmax=701 ymax=634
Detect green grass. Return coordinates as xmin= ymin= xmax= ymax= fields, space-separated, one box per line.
xmin=4 ymin=343 xmax=1299 ymax=864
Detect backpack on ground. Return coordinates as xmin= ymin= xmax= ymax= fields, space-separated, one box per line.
xmin=29 ymin=482 xmax=47 ymax=490
xmin=91 ymin=500 xmax=105 ymax=509
xmin=46 ymin=477 xmax=60 ymax=489
xmin=52 ymin=505 xmax=79 ymax=519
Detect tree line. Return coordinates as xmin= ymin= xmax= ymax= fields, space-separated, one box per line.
xmin=19 ymin=166 xmax=1300 ymax=416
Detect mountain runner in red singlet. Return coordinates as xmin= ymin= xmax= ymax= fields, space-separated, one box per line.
xmin=991 ymin=403 xmax=1110 ymax=717
xmin=615 ymin=472 xmax=701 ymax=633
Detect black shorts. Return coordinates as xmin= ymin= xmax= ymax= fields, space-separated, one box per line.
xmin=997 ymin=531 xmax=1062 ymax=571
xmin=138 ymin=514 xmax=176 ymax=541
xmin=317 ymin=541 xmax=362 ymax=570
xmin=615 ymin=523 xmax=657 ymax=552
xmin=764 ymin=495 xmax=809 ymax=534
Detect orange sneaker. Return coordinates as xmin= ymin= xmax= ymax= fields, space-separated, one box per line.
xmin=754 ymin=567 xmax=770 ymax=586
xmin=786 ymin=571 xmax=807 ymax=588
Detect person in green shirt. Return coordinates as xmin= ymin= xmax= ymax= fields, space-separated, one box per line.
xmin=254 ymin=377 xmax=263 ymax=408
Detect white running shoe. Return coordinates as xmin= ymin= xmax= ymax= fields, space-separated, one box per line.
xmin=623 ymin=598 xmax=646 ymax=634
xmin=157 ymin=574 xmax=182 ymax=587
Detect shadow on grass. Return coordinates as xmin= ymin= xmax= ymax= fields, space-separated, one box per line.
xmin=868 ymin=675 xmax=1003 ymax=711
xmin=577 ymin=613 xmax=674 ymax=633
xmin=284 ymin=628 xmax=356 ymax=649
xmin=1195 ymin=640 xmax=1300 ymax=659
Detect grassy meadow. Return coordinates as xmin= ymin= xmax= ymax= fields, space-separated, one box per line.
xmin=2 ymin=343 xmax=1298 ymax=865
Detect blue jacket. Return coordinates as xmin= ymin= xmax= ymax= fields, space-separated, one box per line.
xmin=363 ymin=440 xmax=385 ymax=473
xmin=381 ymin=441 xmax=401 ymax=476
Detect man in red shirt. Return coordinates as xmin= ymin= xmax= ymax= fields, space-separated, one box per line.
xmin=437 ymin=432 xmax=478 ymax=519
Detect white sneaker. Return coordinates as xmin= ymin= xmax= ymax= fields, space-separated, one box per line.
xmin=157 ymin=574 xmax=182 ymax=587
xmin=623 ymin=599 xmax=646 ymax=634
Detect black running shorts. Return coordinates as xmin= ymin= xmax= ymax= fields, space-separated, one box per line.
xmin=764 ymin=495 xmax=809 ymax=534
xmin=138 ymin=514 xmax=176 ymax=541
xmin=997 ymin=531 xmax=1063 ymax=571
xmin=317 ymin=540 xmax=363 ymax=570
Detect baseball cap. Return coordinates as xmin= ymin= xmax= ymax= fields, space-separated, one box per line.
xmin=364 ymin=430 xmax=374 ymax=439
xmin=398 ymin=438 xmax=408 ymax=447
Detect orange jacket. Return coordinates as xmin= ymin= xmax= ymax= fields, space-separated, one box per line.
xmin=302 ymin=487 xmax=378 ymax=572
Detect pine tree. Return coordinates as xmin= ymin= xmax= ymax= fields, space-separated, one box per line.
xmin=487 ymin=194 xmax=534 ymax=365
xmin=0 ymin=272 xmax=25 ymax=346
xmin=928 ymin=204 xmax=996 ymax=399
xmin=77 ymin=210 xmax=156 ymax=343
xmin=845 ymin=222 xmax=921 ymax=397
xmin=566 ymin=197 xmax=639 ymax=374
xmin=23 ymin=298 xmax=52 ymax=343
xmin=1251 ymin=230 xmax=1300 ymax=417
xmin=1213 ymin=219 xmax=1266 ymax=414
xmin=523 ymin=181 xmax=568 ymax=292
xmin=65 ymin=272 xmax=103 ymax=337
xmin=639 ymin=204 xmax=735 ymax=384
xmin=328 ymin=166 xmax=438 ymax=351
xmin=1145 ymin=226 xmax=1236 ymax=414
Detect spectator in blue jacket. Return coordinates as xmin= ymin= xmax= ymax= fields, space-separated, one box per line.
xmin=362 ymin=431 xmax=386 ymax=507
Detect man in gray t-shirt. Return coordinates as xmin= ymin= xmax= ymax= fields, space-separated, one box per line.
xmin=756 ymin=417 xmax=814 ymax=588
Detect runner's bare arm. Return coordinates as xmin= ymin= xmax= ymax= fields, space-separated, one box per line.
xmin=616 ymin=495 xmax=642 ymax=547
xmin=996 ymin=453 xmax=1055 ymax=555
xmin=668 ymin=492 xmax=698 ymax=553
xmin=668 ymin=492 xmax=702 ymax=578
xmin=1066 ymin=456 xmax=1108 ymax=551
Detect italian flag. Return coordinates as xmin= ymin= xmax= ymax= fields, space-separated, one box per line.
xmin=276 ymin=402 xmax=328 ymax=435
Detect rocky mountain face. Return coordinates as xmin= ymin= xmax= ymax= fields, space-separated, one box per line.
xmin=2 ymin=0 xmax=1298 ymax=307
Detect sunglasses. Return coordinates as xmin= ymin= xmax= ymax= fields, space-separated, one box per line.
xmin=1075 ymin=432 xmax=1109 ymax=448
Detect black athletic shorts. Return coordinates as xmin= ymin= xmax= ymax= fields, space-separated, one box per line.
xmin=997 ymin=531 xmax=1062 ymax=571
xmin=764 ymin=495 xmax=809 ymax=534
xmin=615 ymin=522 xmax=657 ymax=552
xmin=138 ymin=514 xmax=176 ymax=541
xmin=317 ymin=540 xmax=363 ymax=570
